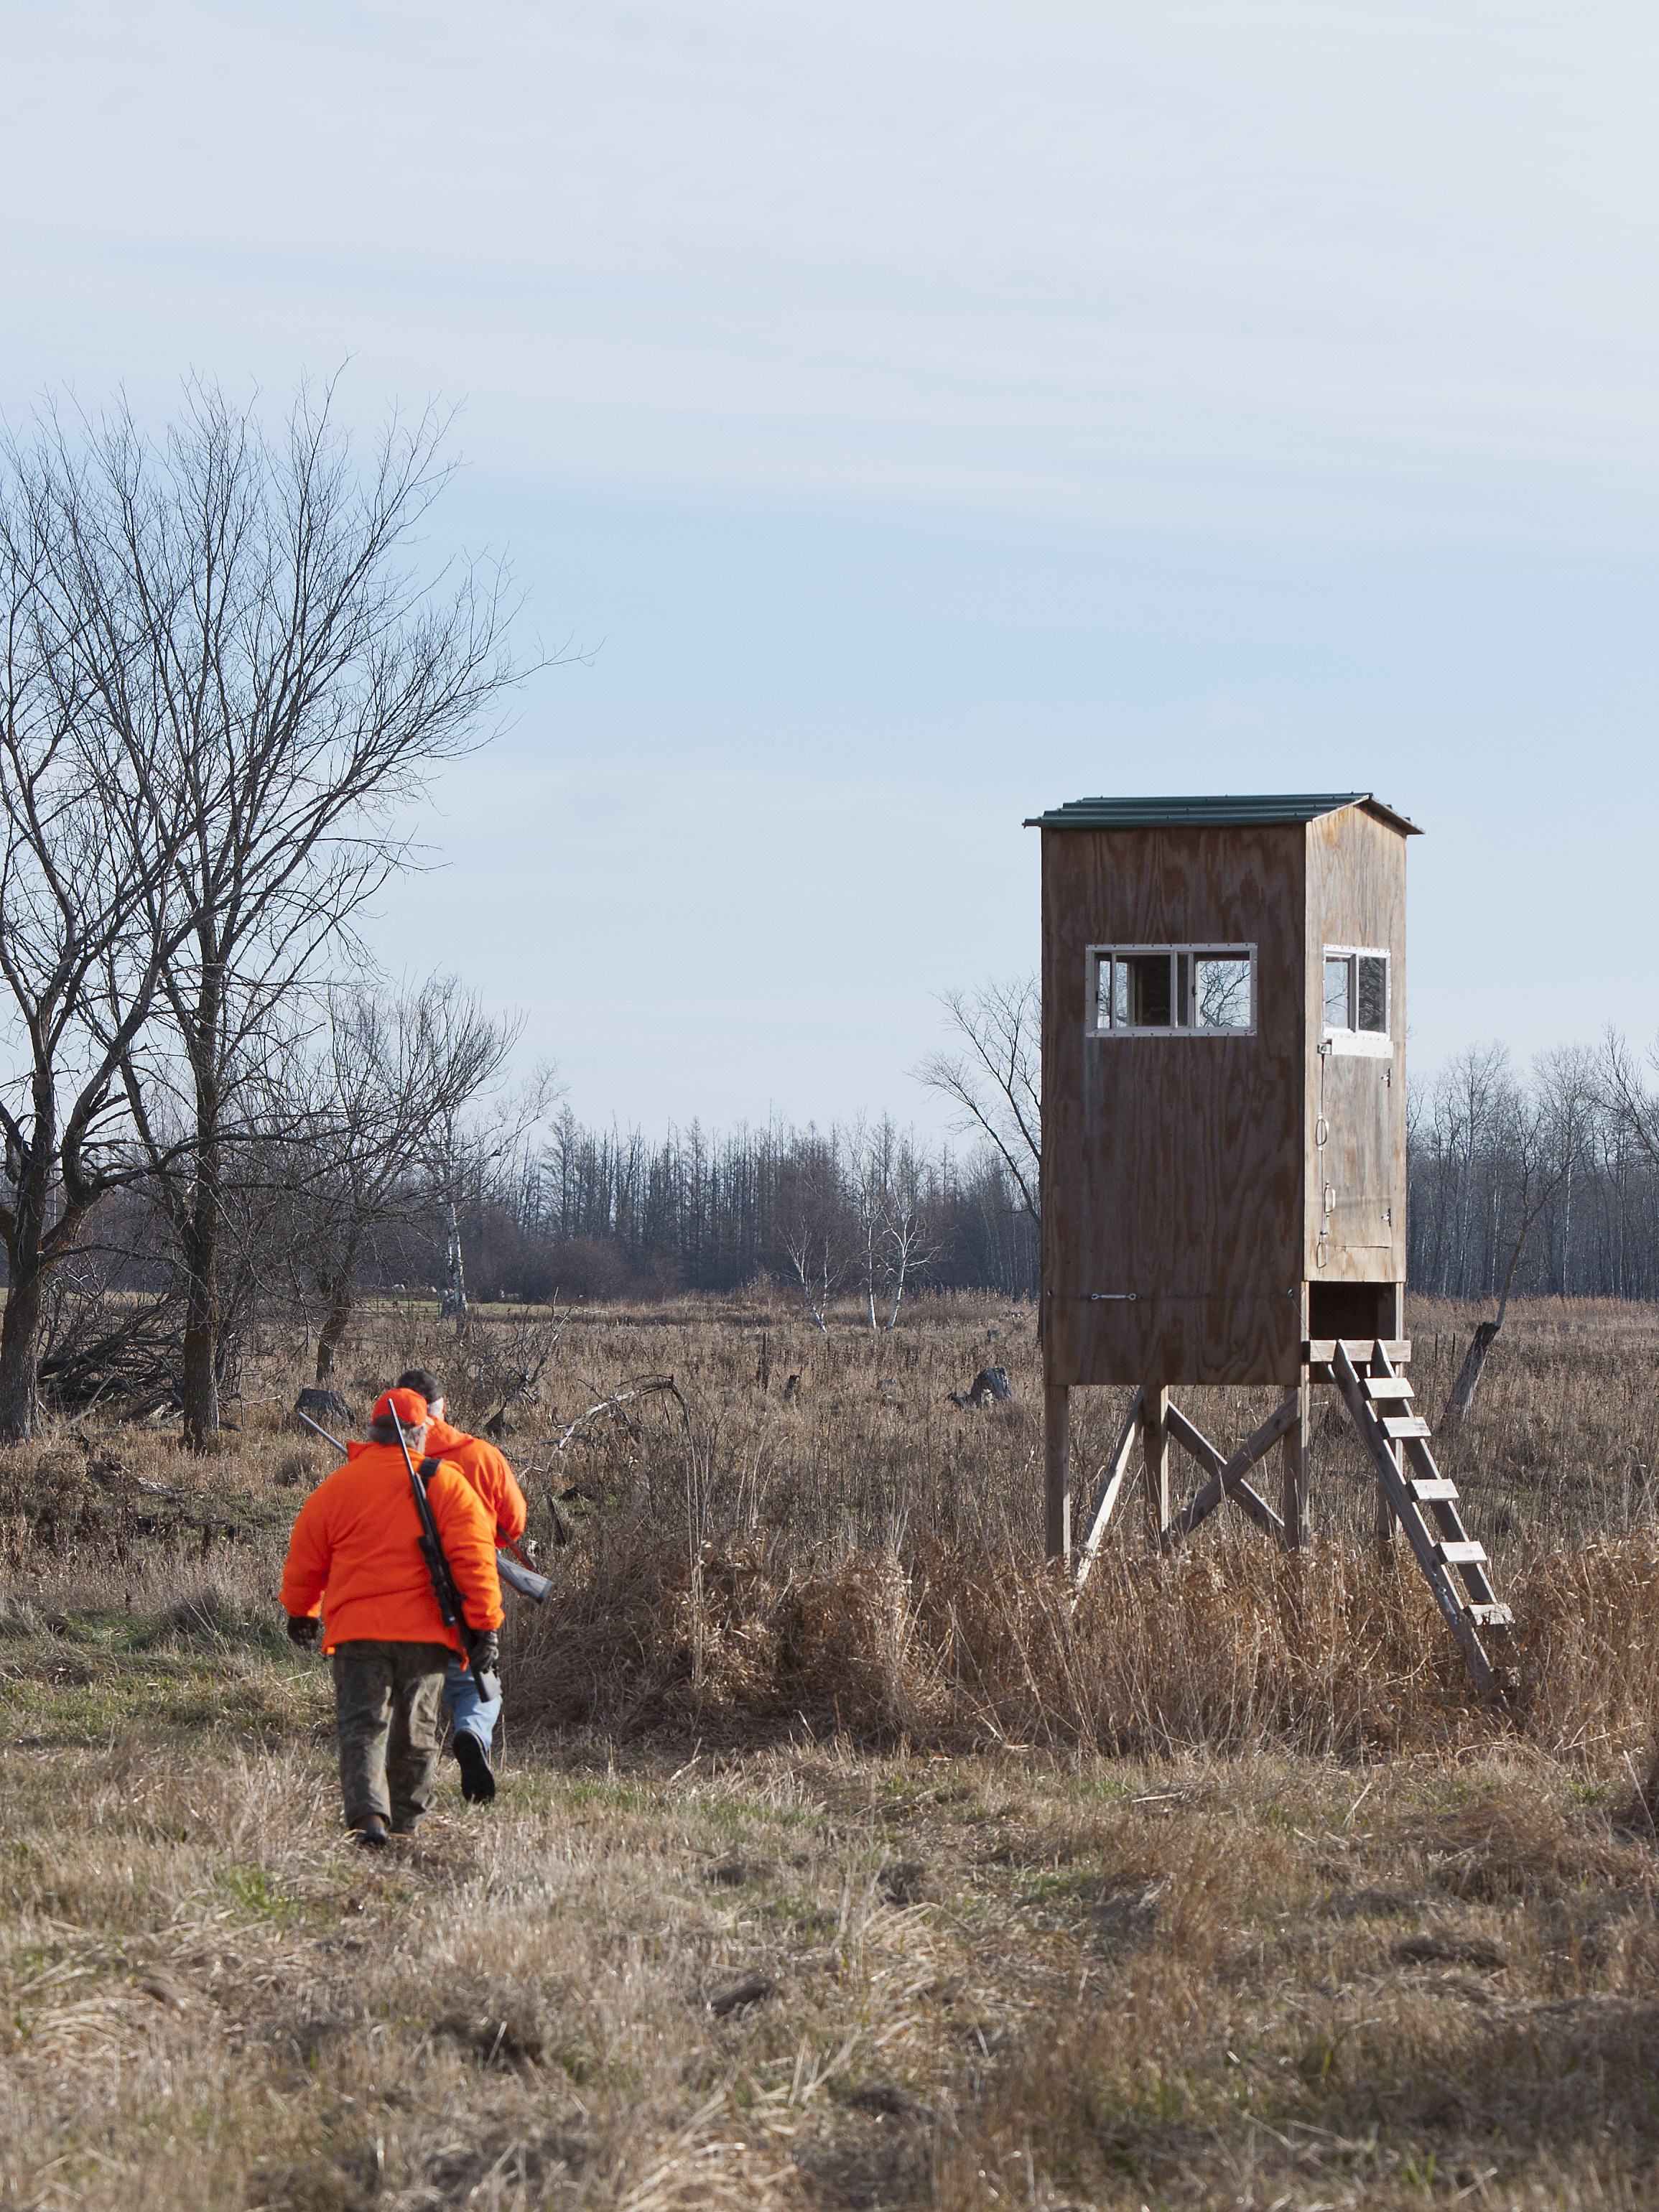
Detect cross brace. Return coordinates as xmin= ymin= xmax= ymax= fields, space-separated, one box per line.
xmin=1064 ymin=1337 xmax=1512 ymax=1701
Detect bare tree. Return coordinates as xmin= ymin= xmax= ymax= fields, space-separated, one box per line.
xmin=1600 ymin=1031 xmax=1659 ymax=1161
xmin=1442 ymin=1049 xmax=1591 ymax=1422
xmin=276 ymin=975 xmax=525 ymax=1383
xmin=4 ymin=376 xmax=532 ymax=1446
xmin=913 ymin=976 xmax=1041 ymax=1224
xmin=781 ymin=1222 xmax=848 ymax=1334
xmin=1539 ymin=1044 xmax=1600 ymax=1297
xmin=0 ymin=455 xmax=201 ymax=1439
xmin=846 ymin=1115 xmax=939 ymax=1330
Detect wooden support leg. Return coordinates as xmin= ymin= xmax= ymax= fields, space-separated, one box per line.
xmin=1280 ymin=1380 xmax=1310 ymax=1550
xmin=1044 ymin=1383 xmax=1071 ymax=1563
xmin=1141 ymin=1382 xmax=1170 ymax=1536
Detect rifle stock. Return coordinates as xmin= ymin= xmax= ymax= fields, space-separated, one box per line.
xmin=497 ymin=1551 xmax=553 ymax=1602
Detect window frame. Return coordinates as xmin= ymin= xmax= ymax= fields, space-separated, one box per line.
xmin=1321 ymin=944 xmax=1391 ymax=1058
xmin=1086 ymin=943 xmax=1258 ymax=1039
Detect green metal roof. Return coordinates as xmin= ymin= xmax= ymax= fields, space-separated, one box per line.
xmin=1023 ymin=791 xmax=1422 ymax=835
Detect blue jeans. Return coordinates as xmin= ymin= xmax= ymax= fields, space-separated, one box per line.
xmin=443 ymin=1653 xmax=501 ymax=1750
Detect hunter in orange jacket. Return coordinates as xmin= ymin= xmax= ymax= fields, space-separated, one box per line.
xmin=280 ymin=1437 xmax=504 ymax=1654
xmin=393 ymin=1370 xmax=529 ymax=1544
xmin=424 ymin=1417 xmax=528 ymax=1544
xmin=390 ymin=1369 xmax=530 ymax=1810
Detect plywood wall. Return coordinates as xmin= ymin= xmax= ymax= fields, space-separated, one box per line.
xmin=1040 ymin=805 xmax=1410 ymax=1387
xmin=1040 ymin=822 xmax=1308 ymax=1387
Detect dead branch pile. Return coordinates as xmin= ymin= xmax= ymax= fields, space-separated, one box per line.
xmin=37 ymin=1293 xmax=185 ymax=1416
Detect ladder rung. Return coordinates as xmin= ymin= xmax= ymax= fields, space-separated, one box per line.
xmin=1381 ymin=1416 xmax=1433 ymax=1439
xmin=1436 ymin=1540 xmax=1487 ymax=1566
xmin=1365 ymin=1377 xmax=1416 ymax=1400
xmin=1407 ymin=1477 xmax=1459 ymax=1501
xmin=1464 ymin=1603 xmax=1513 ymax=1627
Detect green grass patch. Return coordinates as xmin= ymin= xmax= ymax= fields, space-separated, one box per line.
xmin=0 ymin=1616 xmax=328 ymax=1746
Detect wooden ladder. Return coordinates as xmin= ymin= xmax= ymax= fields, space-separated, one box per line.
xmin=1328 ymin=1338 xmax=1512 ymax=1700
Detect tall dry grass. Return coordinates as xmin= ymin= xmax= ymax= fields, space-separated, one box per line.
xmin=6 ymin=1291 xmax=1659 ymax=1778
xmin=506 ymin=1519 xmax=1659 ymax=1774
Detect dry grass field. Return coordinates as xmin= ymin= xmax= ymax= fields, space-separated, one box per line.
xmin=4 ymin=1291 xmax=1659 ymax=2210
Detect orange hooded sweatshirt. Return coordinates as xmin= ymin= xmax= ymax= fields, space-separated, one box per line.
xmin=423 ymin=1417 xmax=528 ymax=1544
xmin=279 ymin=1441 xmax=504 ymax=1655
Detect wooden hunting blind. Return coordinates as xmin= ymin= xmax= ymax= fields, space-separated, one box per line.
xmin=1027 ymin=792 xmax=1512 ymax=1696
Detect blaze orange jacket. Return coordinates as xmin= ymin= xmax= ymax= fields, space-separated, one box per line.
xmin=279 ymin=1440 xmax=504 ymax=1655
xmin=424 ymin=1418 xmax=528 ymax=1545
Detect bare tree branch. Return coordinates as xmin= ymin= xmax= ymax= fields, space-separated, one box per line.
xmin=912 ymin=976 xmax=1041 ymax=1224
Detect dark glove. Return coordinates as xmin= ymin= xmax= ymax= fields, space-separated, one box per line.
xmin=469 ymin=1632 xmax=500 ymax=1675
xmin=287 ymin=1613 xmax=320 ymax=1648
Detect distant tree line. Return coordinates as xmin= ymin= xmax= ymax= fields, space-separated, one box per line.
xmin=437 ymin=1112 xmax=1041 ymax=1312
xmin=1406 ymin=1039 xmax=1659 ymax=1304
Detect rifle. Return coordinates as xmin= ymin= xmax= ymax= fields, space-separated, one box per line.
xmin=389 ymin=1408 xmax=503 ymax=1704
xmin=294 ymin=1405 xmax=552 ymax=1602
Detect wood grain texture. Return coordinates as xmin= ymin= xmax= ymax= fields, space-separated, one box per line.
xmin=1053 ymin=832 xmax=1309 ymax=1380
xmin=1041 ymin=805 xmax=1412 ymax=1387
xmin=1041 ymin=822 xmax=1307 ymax=1384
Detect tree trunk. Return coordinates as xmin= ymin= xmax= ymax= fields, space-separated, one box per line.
xmin=0 ymin=1265 xmax=47 ymax=1444
xmin=1442 ymin=1201 xmax=1541 ymax=1427
xmin=180 ymin=1197 xmax=220 ymax=1446
xmin=314 ymin=1235 xmax=363 ymax=1384
xmin=1442 ymin=1319 xmax=1500 ymax=1423
xmin=315 ymin=1290 xmax=351 ymax=1383
xmin=444 ymin=1199 xmax=468 ymax=1323
xmin=0 ymin=1082 xmax=62 ymax=1444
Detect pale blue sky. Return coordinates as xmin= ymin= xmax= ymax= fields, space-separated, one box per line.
xmin=4 ymin=2 xmax=1656 ymax=1134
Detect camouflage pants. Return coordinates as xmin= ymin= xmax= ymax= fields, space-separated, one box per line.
xmin=330 ymin=1640 xmax=452 ymax=1831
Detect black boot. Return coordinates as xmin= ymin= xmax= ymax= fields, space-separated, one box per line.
xmin=454 ymin=1734 xmax=496 ymax=1804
